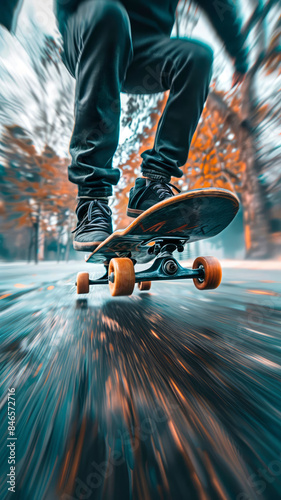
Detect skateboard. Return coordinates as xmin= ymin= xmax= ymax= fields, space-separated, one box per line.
xmin=76 ymin=187 xmax=239 ymax=296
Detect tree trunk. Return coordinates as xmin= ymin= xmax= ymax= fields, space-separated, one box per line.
xmin=28 ymin=227 xmax=34 ymax=263
xmin=65 ymin=232 xmax=71 ymax=262
xmin=208 ymin=92 xmax=271 ymax=258
xmin=240 ymin=73 xmax=271 ymax=258
xmin=57 ymin=233 xmax=61 ymax=263
xmin=34 ymin=219 xmax=39 ymax=264
xmin=238 ymin=128 xmax=271 ymax=258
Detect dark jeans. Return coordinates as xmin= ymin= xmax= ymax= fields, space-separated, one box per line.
xmin=61 ymin=0 xmax=213 ymax=198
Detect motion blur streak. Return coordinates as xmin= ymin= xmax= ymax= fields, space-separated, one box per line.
xmin=0 ymin=262 xmax=281 ymax=500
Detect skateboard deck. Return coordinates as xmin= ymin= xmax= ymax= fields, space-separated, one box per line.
xmin=86 ymin=188 xmax=239 ymax=265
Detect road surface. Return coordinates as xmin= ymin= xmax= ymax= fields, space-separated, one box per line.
xmin=0 ymin=261 xmax=281 ymax=500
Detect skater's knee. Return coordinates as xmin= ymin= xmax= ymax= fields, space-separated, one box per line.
xmin=98 ymin=1 xmax=129 ymax=25
xmin=177 ymin=40 xmax=213 ymax=73
xmin=192 ymin=43 xmax=213 ymax=72
xmin=85 ymin=1 xmax=130 ymax=33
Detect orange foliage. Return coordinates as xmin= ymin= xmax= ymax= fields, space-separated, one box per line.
xmin=180 ymin=102 xmax=246 ymax=193
xmin=1 ymin=126 xmax=76 ymax=232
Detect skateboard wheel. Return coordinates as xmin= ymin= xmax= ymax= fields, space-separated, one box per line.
xmin=76 ymin=272 xmax=90 ymax=294
xmin=108 ymin=258 xmax=135 ymax=296
xmin=192 ymin=256 xmax=222 ymax=290
xmin=138 ymin=281 xmax=151 ymax=291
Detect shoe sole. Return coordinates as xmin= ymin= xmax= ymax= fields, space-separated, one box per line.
xmin=127 ymin=208 xmax=144 ymax=218
xmin=73 ymin=241 xmax=103 ymax=252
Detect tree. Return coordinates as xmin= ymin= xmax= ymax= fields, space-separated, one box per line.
xmin=0 ymin=29 xmax=74 ymax=154
xmin=208 ymin=0 xmax=281 ymax=257
xmin=0 ymin=125 xmax=76 ymax=262
xmin=0 ymin=29 xmax=76 ymax=261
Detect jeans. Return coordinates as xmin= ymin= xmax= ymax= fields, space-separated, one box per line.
xmin=61 ymin=0 xmax=213 ymax=198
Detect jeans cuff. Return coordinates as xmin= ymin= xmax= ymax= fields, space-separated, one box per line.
xmin=141 ymin=169 xmax=171 ymax=183
xmin=78 ymin=187 xmax=113 ymax=198
xmin=77 ymin=196 xmax=109 ymax=201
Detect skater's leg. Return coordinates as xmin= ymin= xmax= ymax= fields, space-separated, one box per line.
xmin=123 ymin=36 xmax=213 ymax=182
xmin=60 ymin=1 xmax=133 ymax=250
xmin=62 ymin=0 xmax=133 ymax=199
xmin=123 ymin=36 xmax=213 ymax=216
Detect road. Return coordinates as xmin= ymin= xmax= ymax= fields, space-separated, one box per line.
xmin=0 ymin=261 xmax=281 ymax=500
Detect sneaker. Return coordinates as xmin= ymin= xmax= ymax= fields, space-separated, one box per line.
xmin=127 ymin=178 xmax=181 ymax=218
xmin=72 ymin=199 xmax=113 ymax=251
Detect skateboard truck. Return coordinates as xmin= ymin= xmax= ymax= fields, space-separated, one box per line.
xmin=76 ymin=244 xmax=223 ymax=296
xmin=133 ymin=247 xmax=205 ymax=284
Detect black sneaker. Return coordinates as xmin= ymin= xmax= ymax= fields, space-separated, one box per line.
xmin=72 ymin=199 xmax=113 ymax=251
xmin=127 ymin=178 xmax=181 ymax=218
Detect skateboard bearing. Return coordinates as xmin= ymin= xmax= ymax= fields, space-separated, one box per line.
xmin=163 ymin=259 xmax=178 ymax=275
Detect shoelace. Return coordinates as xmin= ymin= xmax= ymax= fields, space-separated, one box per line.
xmin=72 ymin=200 xmax=112 ymax=234
xmin=150 ymin=181 xmax=181 ymax=200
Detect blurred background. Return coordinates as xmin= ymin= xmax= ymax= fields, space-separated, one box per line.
xmin=1 ymin=3 xmax=281 ymax=500
xmin=0 ymin=0 xmax=280 ymax=263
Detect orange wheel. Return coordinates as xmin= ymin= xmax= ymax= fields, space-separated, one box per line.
xmin=77 ymin=272 xmax=90 ymax=294
xmin=192 ymin=256 xmax=222 ymax=290
xmin=108 ymin=258 xmax=135 ymax=296
xmin=138 ymin=281 xmax=151 ymax=291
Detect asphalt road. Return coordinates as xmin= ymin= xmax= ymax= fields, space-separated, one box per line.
xmin=0 ymin=261 xmax=281 ymax=500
